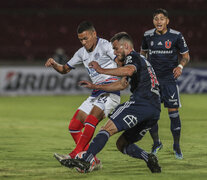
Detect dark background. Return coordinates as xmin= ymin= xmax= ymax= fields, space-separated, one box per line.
xmin=0 ymin=0 xmax=206 ymax=66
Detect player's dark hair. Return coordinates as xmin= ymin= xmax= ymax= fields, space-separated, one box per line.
xmin=110 ymin=32 xmax=133 ymax=45
xmin=77 ymin=21 xmax=95 ymax=34
xmin=153 ymin=8 xmax=168 ymax=18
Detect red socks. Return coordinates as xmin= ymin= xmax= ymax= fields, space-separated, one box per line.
xmin=69 ymin=115 xmax=99 ymax=158
xmin=68 ymin=110 xmax=84 ymax=144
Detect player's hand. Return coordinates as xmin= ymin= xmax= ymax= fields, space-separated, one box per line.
xmin=173 ymin=66 xmax=182 ymax=79
xmin=89 ymin=61 xmax=102 ymax=73
xmin=45 ymin=58 xmax=56 ymax=67
xmin=79 ymin=80 xmax=95 ymax=89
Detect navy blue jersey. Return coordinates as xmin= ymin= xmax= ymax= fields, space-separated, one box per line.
xmin=141 ymin=28 xmax=189 ymax=81
xmin=124 ymin=51 xmax=160 ymax=110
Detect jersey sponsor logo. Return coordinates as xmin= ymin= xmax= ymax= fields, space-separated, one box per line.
xmin=123 ymin=115 xmax=138 ymax=128
xmin=158 ymin=41 xmax=163 ymax=45
xmin=165 ymin=40 xmax=172 ymax=49
xmin=149 ymin=49 xmax=173 ymax=55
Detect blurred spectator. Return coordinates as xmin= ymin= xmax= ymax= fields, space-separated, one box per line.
xmin=53 ymin=48 xmax=68 ymax=64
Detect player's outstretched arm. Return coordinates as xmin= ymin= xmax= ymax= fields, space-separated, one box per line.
xmin=79 ymin=77 xmax=129 ymax=91
xmin=45 ymin=58 xmax=71 ymax=74
xmin=89 ymin=61 xmax=135 ymax=77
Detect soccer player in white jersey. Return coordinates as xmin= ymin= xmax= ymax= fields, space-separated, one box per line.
xmin=45 ymin=21 xmax=120 ymax=167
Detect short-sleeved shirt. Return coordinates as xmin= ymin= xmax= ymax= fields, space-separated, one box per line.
xmin=67 ymin=38 xmax=118 ymax=85
xmin=141 ymin=28 xmax=189 ymax=82
xmin=67 ymin=37 xmax=120 ymax=96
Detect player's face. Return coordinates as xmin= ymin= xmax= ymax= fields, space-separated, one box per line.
xmin=153 ymin=13 xmax=169 ymax=34
xmin=112 ymin=40 xmax=125 ymax=62
xmin=78 ymin=30 xmax=97 ymax=52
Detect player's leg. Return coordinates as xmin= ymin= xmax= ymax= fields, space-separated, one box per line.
xmin=149 ymin=123 xmax=163 ymax=154
xmin=69 ymin=94 xmax=120 ymax=158
xmin=63 ymin=100 xmax=133 ymax=170
xmin=69 ymin=105 xmax=104 ymax=158
xmin=68 ymin=109 xmax=87 ymax=145
xmin=61 ymin=119 xmax=118 ymax=171
xmin=68 ymin=96 xmax=96 ymax=152
xmin=165 ymin=83 xmax=183 ymax=159
xmin=116 ymin=130 xmax=149 ymax=161
xmin=54 ymin=98 xmax=92 ymax=161
xmin=116 ymin=108 xmax=161 ymax=173
xmin=149 ymin=85 xmax=163 ymax=154
xmin=83 ymin=119 xmax=118 ymax=161
xmin=116 ymin=133 xmax=161 ymax=173
xmin=168 ymin=107 xmax=183 ymax=159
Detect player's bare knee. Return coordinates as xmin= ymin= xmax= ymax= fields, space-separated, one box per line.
xmin=89 ymin=105 xmax=105 ymax=121
xmin=101 ymin=119 xmax=118 ymax=136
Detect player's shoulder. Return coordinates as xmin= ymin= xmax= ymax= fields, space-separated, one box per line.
xmin=168 ymin=28 xmax=181 ymax=35
xmin=98 ymin=37 xmax=110 ymax=45
xmin=144 ymin=28 xmax=156 ymax=37
xmin=97 ymin=37 xmax=112 ymax=51
xmin=126 ymin=51 xmax=139 ymax=63
xmin=76 ymin=46 xmax=85 ymax=55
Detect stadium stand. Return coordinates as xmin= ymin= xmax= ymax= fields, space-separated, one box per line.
xmin=0 ymin=0 xmax=206 ymax=63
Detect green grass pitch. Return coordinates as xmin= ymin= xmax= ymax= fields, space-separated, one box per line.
xmin=0 ymin=94 xmax=207 ymax=180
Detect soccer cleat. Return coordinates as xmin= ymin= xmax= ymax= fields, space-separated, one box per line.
xmin=93 ymin=156 xmax=103 ymax=171
xmin=54 ymin=153 xmax=71 ymax=161
xmin=151 ymin=142 xmax=163 ymax=155
xmin=147 ymin=153 xmax=161 ymax=173
xmin=54 ymin=153 xmax=74 ymax=168
xmin=173 ymin=145 xmax=183 ymax=160
xmin=64 ymin=158 xmax=91 ymax=172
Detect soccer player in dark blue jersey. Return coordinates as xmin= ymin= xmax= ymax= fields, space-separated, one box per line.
xmin=59 ymin=32 xmax=162 ymax=173
xmin=140 ymin=8 xmax=190 ymax=159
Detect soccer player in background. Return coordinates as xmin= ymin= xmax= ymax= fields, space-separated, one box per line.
xmin=60 ymin=32 xmax=162 ymax=173
xmin=45 ymin=21 xmax=121 ymax=167
xmin=140 ymin=8 xmax=190 ymax=159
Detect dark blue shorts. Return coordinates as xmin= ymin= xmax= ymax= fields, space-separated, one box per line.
xmin=159 ymin=82 xmax=181 ymax=108
xmin=122 ymin=119 xmax=158 ymax=144
xmin=109 ymin=99 xmax=160 ymax=133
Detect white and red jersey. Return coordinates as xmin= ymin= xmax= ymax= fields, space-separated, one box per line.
xmin=67 ymin=38 xmax=119 ymax=85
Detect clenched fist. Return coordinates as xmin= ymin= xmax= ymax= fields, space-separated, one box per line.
xmin=45 ymin=58 xmax=56 ymax=67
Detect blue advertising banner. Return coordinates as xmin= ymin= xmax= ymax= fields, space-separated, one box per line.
xmin=178 ymin=68 xmax=207 ymax=93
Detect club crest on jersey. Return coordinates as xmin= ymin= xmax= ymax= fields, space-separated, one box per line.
xmin=94 ymin=53 xmax=100 ymax=60
xmin=165 ymin=40 xmax=172 ymax=49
